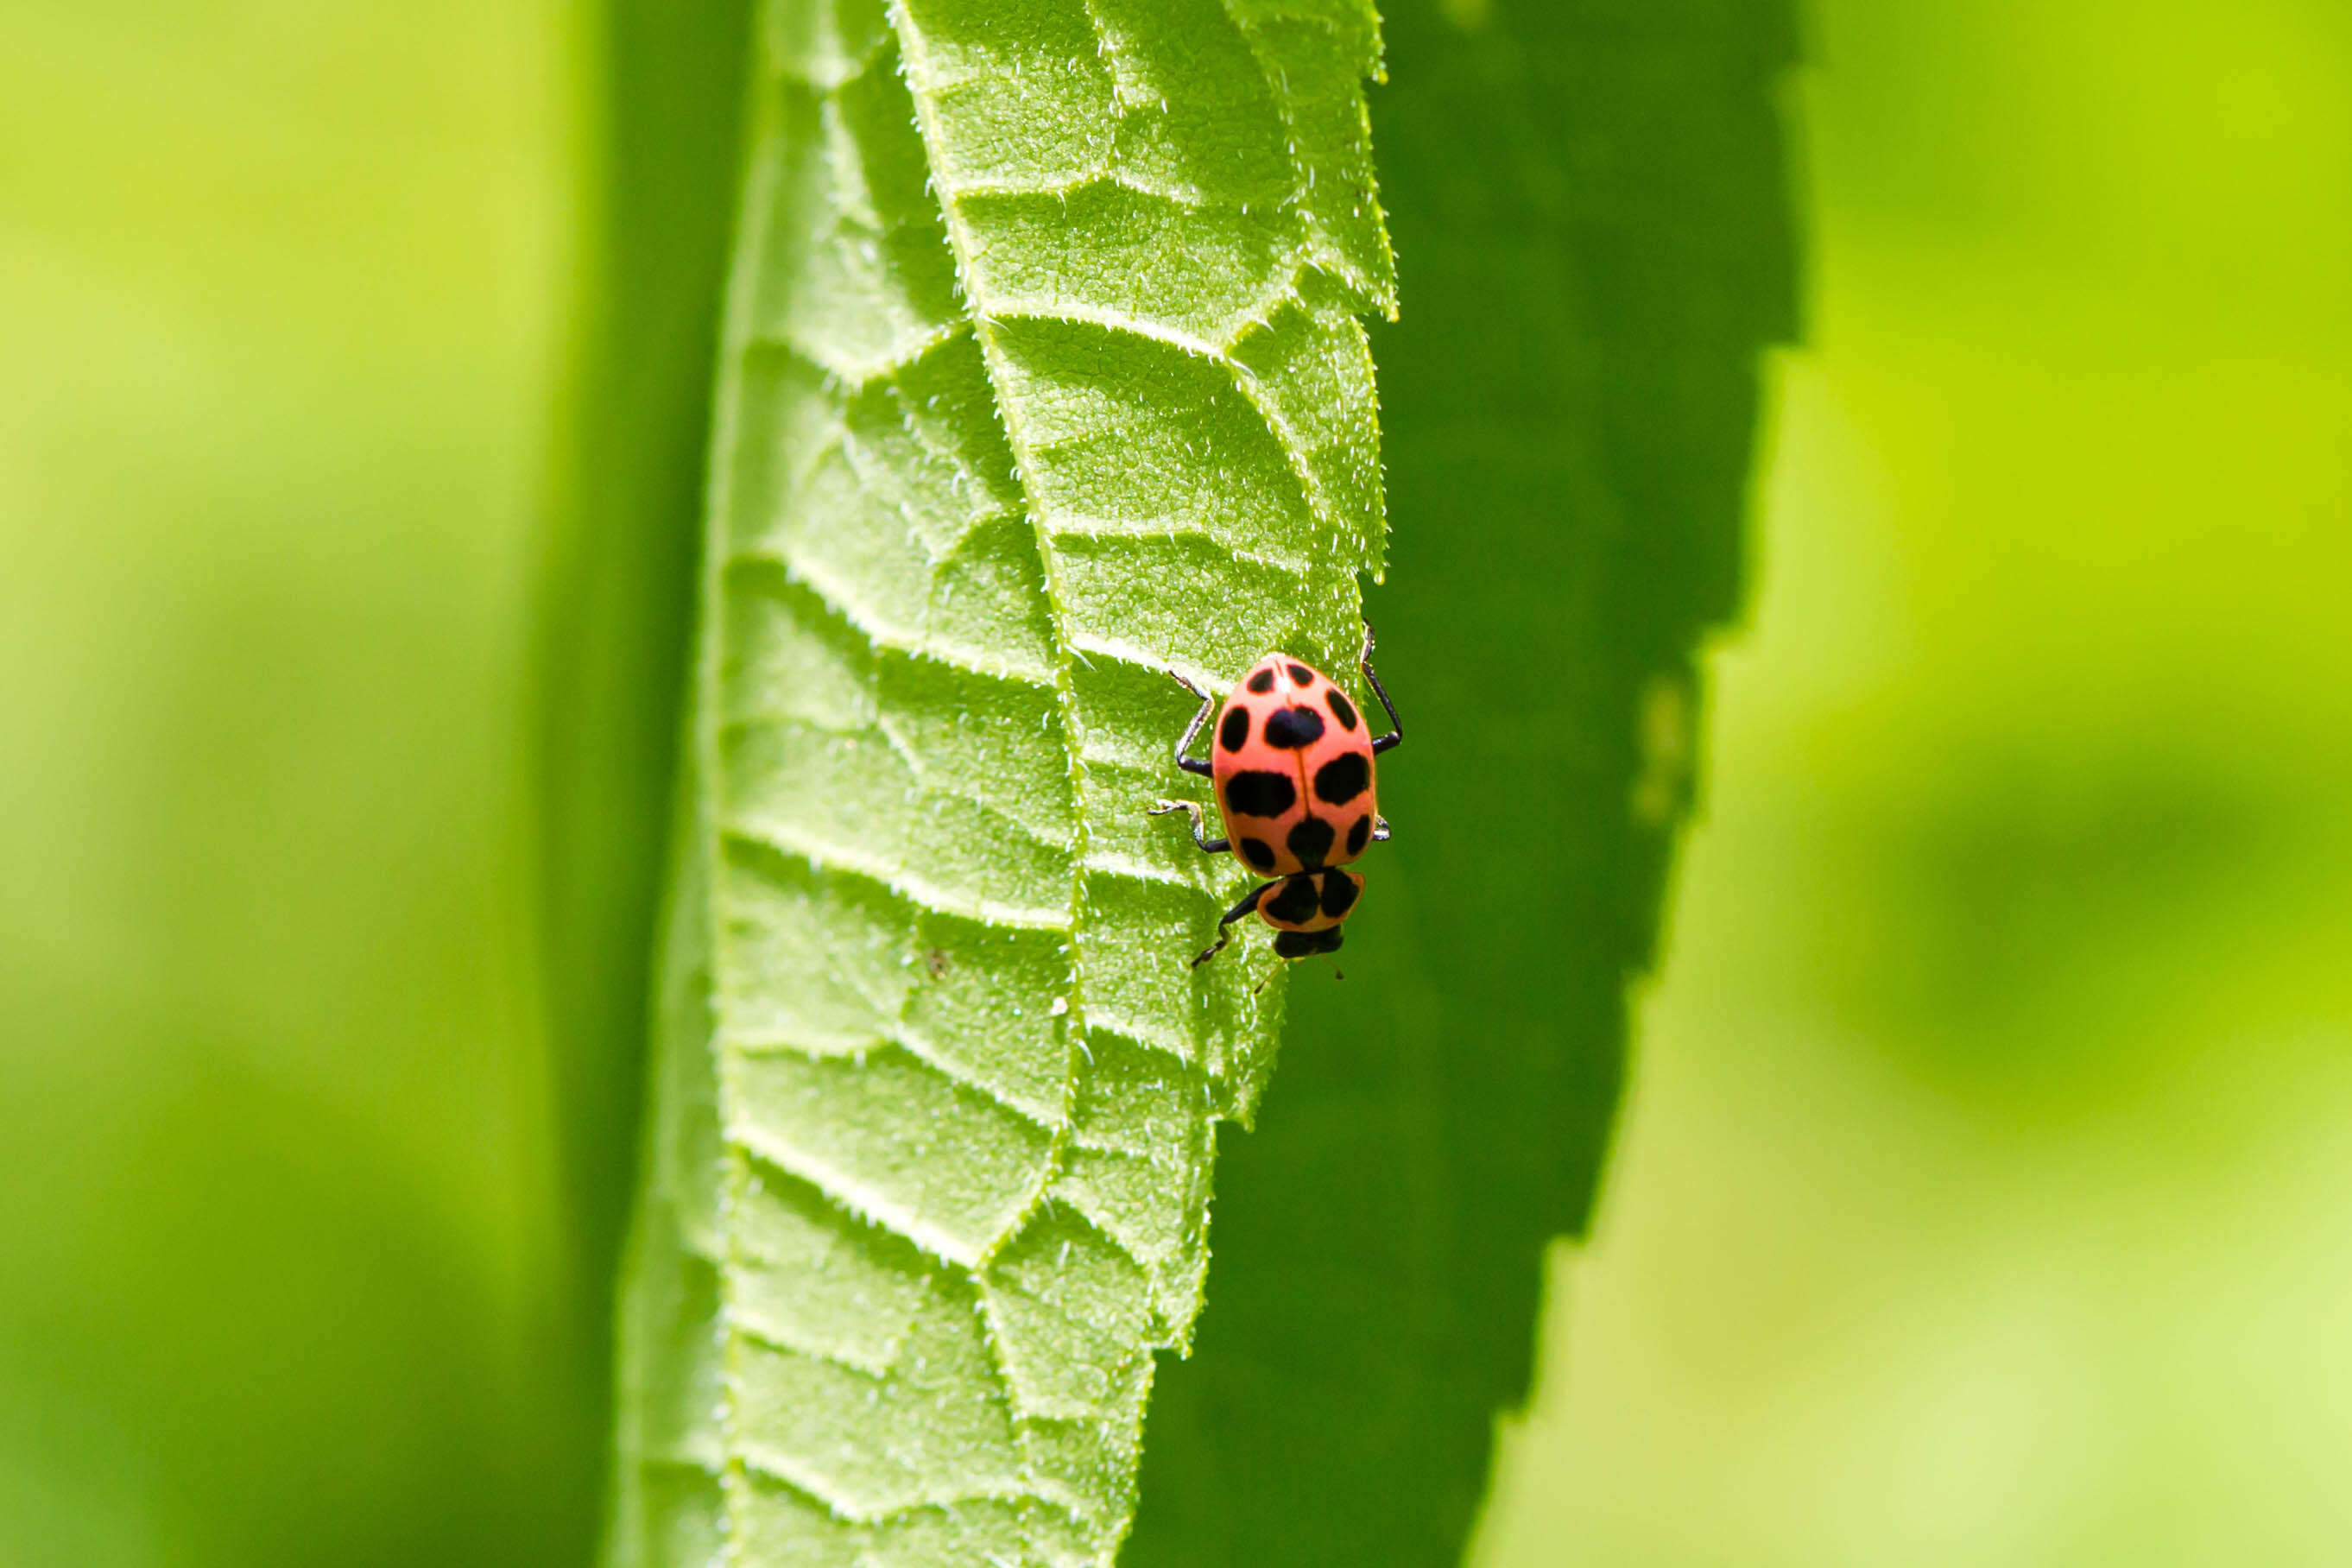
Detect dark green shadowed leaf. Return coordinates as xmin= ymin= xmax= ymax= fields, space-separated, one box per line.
xmin=535 ymin=1 xmax=754 ymax=1562
xmin=604 ymin=0 xmax=1397 ymax=1562
xmin=1124 ymin=3 xmax=1802 ymax=1564
xmin=539 ymin=0 xmax=759 ymax=1254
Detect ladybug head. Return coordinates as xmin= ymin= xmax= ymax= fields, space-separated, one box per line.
xmin=1272 ymin=927 xmax=1344 ymax=959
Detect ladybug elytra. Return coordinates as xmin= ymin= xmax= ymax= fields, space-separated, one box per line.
xmin=1150 ymin=626 xmax=1402 ymax=968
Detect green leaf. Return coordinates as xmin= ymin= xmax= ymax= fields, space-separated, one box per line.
xmin=605 ymin=0 xmax=1397 ymax=1562
xmin=1123 ymin=2 xmax=1803 ymax=1563
xmin=536 ymin=0 xmax=754 ymax=1559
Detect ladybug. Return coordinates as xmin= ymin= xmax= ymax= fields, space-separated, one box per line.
xmin=1150 ymin=625 xmax=1402 ymax=968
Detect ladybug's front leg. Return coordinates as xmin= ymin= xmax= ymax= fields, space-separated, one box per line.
xmin=1167 ymin=668 xmax=1217 ymax=779
xmin=1148 ymin=798 xmax=1229 ymax=856
xmin=1358 ymin=623 xmax=1404 ymax=756
xmin=1191 ymin=882 xmax=1270 ymax=969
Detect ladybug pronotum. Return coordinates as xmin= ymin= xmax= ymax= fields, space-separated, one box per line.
xmin=1150 ymin=625 xmax=1402 ymax=968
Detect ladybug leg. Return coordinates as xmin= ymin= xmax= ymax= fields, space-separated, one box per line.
xmin=1148 ymin=798 xmax=1229 ymax=856
xmin=1371 ymin=815 xmax=1392 ymax=843
xmin=1192 ymin=882 xmax=1270 ymax=969
xmin=1358 ymin=623 xmax=1404 ymax=756
xmin=1167 ymin=668 xmax=1216 ymax=779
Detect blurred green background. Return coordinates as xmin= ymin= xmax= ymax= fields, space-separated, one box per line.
xmin=0 ymin=1 xmax=577 ymax=1561
xmin=1477 ymin=1 xmax=2352 ymax=1563
xmin=3 ymin=2 xmax=2346 ymax=1566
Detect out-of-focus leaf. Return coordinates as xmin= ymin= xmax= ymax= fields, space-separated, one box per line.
xmin=1124 ymin=2 xmax=1802 ymax=1563
xmin=604 ymin=0 xmax=1397 ymax=1561
xmin=536 ymin=0 xmax=755 ymax=1560
xmin=536 ymin=0 xmax=756 ymax=1309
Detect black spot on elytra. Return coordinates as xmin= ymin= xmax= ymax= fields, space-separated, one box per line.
xmin=1313 ymin=752 xmax=1369 ymax=806
xmin=1238 ymin=837 xmax=1276 ymax=871
xmin=1327 ymin=688 xmax=1359 ymax=731
xmin=1223 ymin=769 xmax=1296 ymax=818
xmin=1345 ymin=814 xmax=1372 ymax=856
xmin=1218 ymin=707 xmax=1250 ymax=753
xmin=1264 ymin=876 xmax=1320 ymax=925
xmin=1286 ymin=815 xmax=1335 ymax=869
xmin=1287 ymin=662 xmax=1315 ymax=686
xmin=1318 ymin=873 xmax=1360 ymax=919
xmin=1245 ymin=668 xmax=1277 ymax=694
xmin=1263 ymin=705 xmax=1325 ymax=749
xmin=1274 ymin=926 xmax=1344 ymax=958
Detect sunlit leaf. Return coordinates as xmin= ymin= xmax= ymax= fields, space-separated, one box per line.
xmin=605 ymin=0 xmax=1397 ymax=1560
